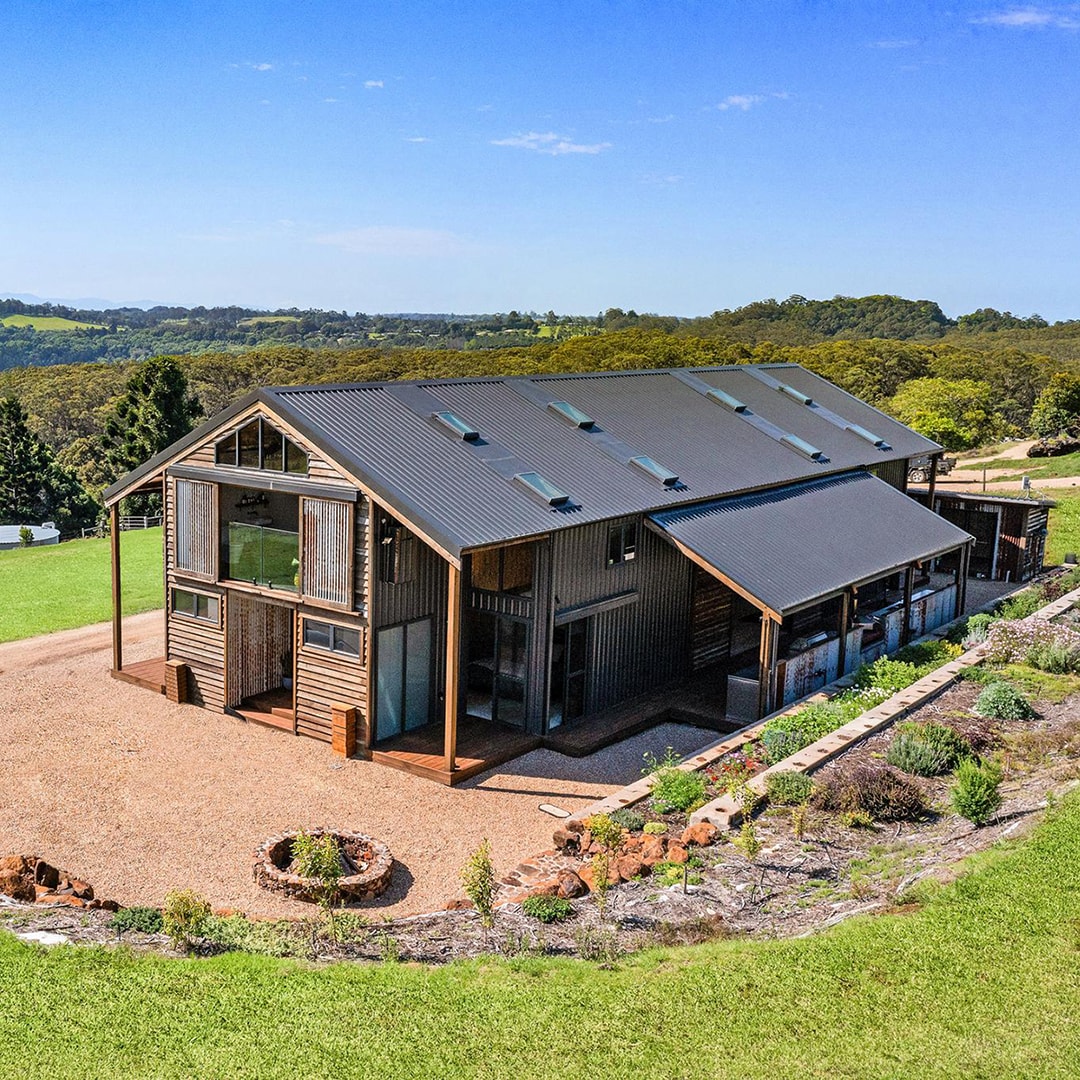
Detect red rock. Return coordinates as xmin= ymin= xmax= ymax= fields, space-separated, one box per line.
xmin=555 ymin=869 xmax=588 ymax=899
xmin=616 ymin=854 xmax=644 ymax=882
xmin=444 ymin=897 xmax=474 ymax=911
xmin=578 ymin=861 xmax=619 ymax=892
xmin=34 ymin=861 xmax=60 ymax=889
xmin=525 ymin=882 xmax=558 ymax=899
xmin=621 ymin=835 xmax=643 ymax=853
xmin=88 ymin=899 xmax=120 ymax=912
xmin=665 ymin=843 xmax=689 ymax=864
xmin=680 ymin=823 xmax=719 ymax=848
xmin=38 ymin=894 xmax=87 ymax=908
xmin=640 ymin=836 xmax=666 ymax=866
xmin=552 ymin=828 xmax=581 ymax=853
xmin=0 ymin=870 xmax=35 ymax=903
xmin=564 ymin=819 xmax=585 ymax=835
xmin=68 ymin=879 xmax=94 ymax=900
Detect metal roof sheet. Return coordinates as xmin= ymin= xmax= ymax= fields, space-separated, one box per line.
xmin=263 ymin=364 xmax=939 ymax=556
xmin=649 ymin=471 xmax=972 ymax=616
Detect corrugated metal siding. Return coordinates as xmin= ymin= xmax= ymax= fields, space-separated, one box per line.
xmin=691 ymin=568 xmax=733 ymax=670
xmin=651 ymin=472 xmax=973 ymax=616
xmin=168 ymin=606 xmax=226 ymax=711
xmin=269 ymin=364 xmax=940 ymax=556
xmin=869 ymin=459 xmax=908 ymax=491
xmin=301 ymin=497 xmax=352 ymax=606
xmin=226 ymin=595 xmax=293 ymax=705
xmin=174 ymin=478 xmax=216 ymax=578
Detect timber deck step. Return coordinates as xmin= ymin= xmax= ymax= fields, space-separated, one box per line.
xmin=233 ymin=689 xmax=295 ymax=732
xmin=111 ymin=657 xmax=166 ymax=695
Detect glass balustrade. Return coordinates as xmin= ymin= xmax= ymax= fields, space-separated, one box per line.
xmin=224 ymin=522 xmax=299 ymax=590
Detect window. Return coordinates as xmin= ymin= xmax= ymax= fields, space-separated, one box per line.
xmin=303 ymin=619 xmax=361 ymax=658
xmin=172 ymin=588 xmax=219 ymax=623
xmin=470 ymin=544 xmax=534 ymax=596
xmin=214 ymin=418 xmax=308 ymax=475
xmin=379 ymin=514 xmax=416 ymax=585
xmin=607 ymin=521 xmax=638 ymax=566
xmin=175 ymin=478 xmax=216 ymax=577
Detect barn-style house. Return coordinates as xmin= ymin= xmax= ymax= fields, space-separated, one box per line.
xmin=104 ymin=364 xmax=973 ymax=784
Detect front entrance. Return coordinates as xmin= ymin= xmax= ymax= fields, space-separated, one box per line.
xmin=226 ymin=594 xmax=295 ymax=715
xmin=548 ymin=617 xmax=589 ymax=730
xmin=465 ymin=612 xmax=529 ymax=728
xmin=375 ymin=618 xmax=433 ymax=741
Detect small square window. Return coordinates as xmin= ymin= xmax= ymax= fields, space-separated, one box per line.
xmin=607 ymin=522 xmax=638 ymax=567
xmin=172 ymin=588 xmax=219 ymax=623
xmin=332 ymin=627 xmax=361 ymax=657
xmin=303 ymin=620 xmax=332 ymax=650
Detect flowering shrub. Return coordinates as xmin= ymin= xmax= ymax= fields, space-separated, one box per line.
xmin=974 ymin=680 xmax=1035 ymax=721
xmin=983 ymin=616 xmax=1080 ymax=668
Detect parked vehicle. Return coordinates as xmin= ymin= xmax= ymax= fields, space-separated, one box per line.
xmin=907 ymin=455 xmax=956 ymax=483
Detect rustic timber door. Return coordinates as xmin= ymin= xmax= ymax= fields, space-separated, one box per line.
xmin=226 ymin=594 xmax=295 ymax=707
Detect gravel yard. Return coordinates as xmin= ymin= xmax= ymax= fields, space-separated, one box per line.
xmin=0 ymin=613 xmax=718 ymax=918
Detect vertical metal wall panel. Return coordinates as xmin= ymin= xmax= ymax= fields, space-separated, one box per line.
xmin=301 ymin=496 xmax=352 ymax=605
xmin=174 ymin=478 xmax=217 ymax=578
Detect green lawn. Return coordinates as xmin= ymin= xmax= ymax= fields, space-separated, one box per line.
xmin=0 ymin=528 xmax=163 ymax=642
xmin=1 ymin=313 xmax=106 ymax=330
xmin=1047 ymin=492 xmax=1080 ymax=564
xmin=1 ymin=792 xmax=1078 ymax=1078
xmin=979 ymin=449 xmax=1080 ymax=482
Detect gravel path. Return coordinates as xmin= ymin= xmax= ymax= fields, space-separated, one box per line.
xmin=0 ymin=614 xmax=719 ymax=918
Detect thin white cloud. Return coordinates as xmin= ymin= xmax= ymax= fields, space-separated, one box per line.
xmin=647 ymin=114 xmax=677 ymax=124
xmin=491 ymin=131 xmax=612 ymax=156
xmin=716 ymin=94 xmax=764 ymax=111
xmin=869 ymin=38 xmax=919 ymax=48
xmin=364 ymin=79 xmax=384 ymax=89
xmin=322 ymin=97 xmax=341 ymax=104
xmin=974 ymin=6 xmax=1080 ymax=28
xmin=642 ymin=172 xmax=684 ymax=186
xmin=405 ymin=136 xmax=431 ymax=143
xmin=314 ymin=227 xmax=463 ymax=257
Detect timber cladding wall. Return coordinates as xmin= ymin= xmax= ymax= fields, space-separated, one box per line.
xmin=691 ymin=568 xmax=733 ymax=670
xmin=295 ymin=630 xmax=368 ymax=742
xmin=168 ymin=602 xmax=226 ymax=711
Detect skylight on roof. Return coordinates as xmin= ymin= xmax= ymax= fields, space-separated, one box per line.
xmin=629 ymin=455 xmax=680 ymax=487
xmin=777 ymin=383 xmax=813 ymax=406
xmin=514 ymin=471 xmax=570 ymax=506
xmin=547 ymin=400 xmax=594 ymax=428
xmin=705 ymin=388 xmax=747 ymax=412
xmin=433 ymin=410 xmax=480 ymax=441
xmin=845 ymin=423 xmax=891 ymax=450
xmin=779 ymin=434 xmax=825 ymax=461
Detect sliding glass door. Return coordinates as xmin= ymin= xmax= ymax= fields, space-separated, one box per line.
xmin=375 ymin=618 xmax=432 ymax=741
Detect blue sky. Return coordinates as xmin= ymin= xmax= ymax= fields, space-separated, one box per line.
xmin=2 ymin=1 xmax=1079 ymax=318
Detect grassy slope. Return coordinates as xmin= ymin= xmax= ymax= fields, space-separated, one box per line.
xmin=1 ymin=793 xmax=1078 ymax=1079
xmin=1 ymin=314 xmax=106 ymax=330
xmin=1047 ymin=493 xmax=1080 ymax=564
xmin=0 ymin=528 xmax=163 ymax=641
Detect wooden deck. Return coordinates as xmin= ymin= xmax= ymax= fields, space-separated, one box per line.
xmin=232 ymin=688 xmax=295 ymax=733
xmin=544 ymin=663 xmax=740 ymax=757
xmin=111 ymin=657 xmax=166 ymax=694
xmin=371 ymin=716 xmax=542 ymax=785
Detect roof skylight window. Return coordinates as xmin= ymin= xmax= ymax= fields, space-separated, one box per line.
xmin=629 ymin=455 xmax=680 ymax=487
xmin=433 ymin=410 xmax=480 ymax=441
xmin=514 ymin=471 xmax=570 ymax=506
xmin=845 ymin=423 xmax=891 ymax=450
xmin=777 ymin=383 xmax=814 ymax=406
xmin=779 ymin=434 xmax=825 ymax=461
xmin=547 ymin=400 xmax=595 ymax=429
xmin=705 ymin=388 xmax=747 ymax=412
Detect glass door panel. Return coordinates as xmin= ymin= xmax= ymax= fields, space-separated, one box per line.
xmin=376 ymin=625 xmax=404 ymax=741
xmin=404 ymin=619 xmax=432 ymax=730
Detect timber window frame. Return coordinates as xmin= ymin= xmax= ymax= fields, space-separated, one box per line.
xmin=607 ymin=521 xmax=638 ymax=567
xmin=171 ymin=587 xmax=220 ymax=625
xmin=302 ymin=618 xmax=362 ymax=659
xmin=214 ymin=417 xmax=309 ymax=475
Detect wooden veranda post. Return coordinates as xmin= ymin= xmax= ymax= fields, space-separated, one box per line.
xmin=757 ymin=615 xmax=780 ymax=719
xmin=444 ymin=562 xmax=461 ymax=774
xmin=110 ymin=503 xmax=122 ymax=673
xmin=901 ymin=565 xmax=915 ymax=646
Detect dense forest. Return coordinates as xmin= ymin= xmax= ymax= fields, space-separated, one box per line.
xmin=5 ymin=292 xmax=1080 ymax=534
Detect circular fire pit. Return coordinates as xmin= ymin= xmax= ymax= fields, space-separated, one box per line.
xmin=252 ymin=830 xmax=394 ymax=903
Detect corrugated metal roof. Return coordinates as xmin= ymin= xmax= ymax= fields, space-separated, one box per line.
xmin=649 ymin=471 xmax=972 ymax=616
xmin=262 ymin=364 xmax=940 ymax=557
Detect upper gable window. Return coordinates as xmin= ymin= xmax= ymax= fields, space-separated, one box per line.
xmin=215 ymin=417 xmax=308 ymax=475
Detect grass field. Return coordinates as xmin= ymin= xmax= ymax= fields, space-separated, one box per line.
xmin=1 ymin=791 xmax=1077 ymax=1077
xmin=1047 ymin=492 xmax=1080 ymax=564
xmin=0 ymin=529 xmax=163 ymax=642
xmin=975 ymin=449 xmax=1080 ymax=482
xmin=1 ymin=314 xmax=107 ymax=331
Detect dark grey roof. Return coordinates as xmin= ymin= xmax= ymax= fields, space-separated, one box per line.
xmin=649 ymin=471 xmax=972 ymax=616
xmin=257 ymin=364 xmax=939 ymax=557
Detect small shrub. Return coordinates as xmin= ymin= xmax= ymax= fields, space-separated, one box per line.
xmin=648 ymin=768 xmax=708 ymax=814
xmin=974 ymin=680 xmax=1035 ymax=721
xmin=732 ymin=820 xmax=761 ymax=860
xmin=461 ymin=838 xmax=497 ymax=928
xmin=951 ymin=758 xmax=1003 ymax=825
xmin=585 ymin=813 xmax=625 ymax=850
xmin=162 ymin=889 xmax=211 ymax=952
xmin=574 ymin=925 xmax=621 ymax=964
xmin=521 ymin=894 xmax=574 ymax=923
xmin=760 ymin=705 xmax=842 ymax=765
xmin=814 ymin=762 xmax=929 ymax=822
xmin=379 ymin=933 xmax=400 ymax=963
xmin=1026 ymin=641 xmax=1080 ymax=673
xmin=948 ymin=612 xmax=995 ymax=645
xmin=897 ymin=720 xmax=976 ymax=768
xmin=885 ymin=732 xmax=951 ymax=777
xmin=17 ymin=526 xmax=33 ymax=547
xmin=642 ymin=821 xmax=667 ymax=835
xmin=108 ymin=906 xmax=164 ymax=936
xmin=998 ymin=589 xmax=1044 ymax=621
xmin=765 ymin=770 xmax=815 ymax=805
xmin=608 ymin=808 xmax=645 ymax=833
xmin=591 ymin=850 xmax=612 ymax=918
xmin=855 ymin=657 xmax=920 ymax=695
xmin=791 ymin=801 xmax=809 ymax=839
xmin=291 ymin=830 xmax=344 ymax=934
xmin=653 ymin=858 xmax=704 ymax=887
xmin=840 ymin=809 xmax=877 ymax=829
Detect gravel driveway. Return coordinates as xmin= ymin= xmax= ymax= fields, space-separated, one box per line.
xmin=0 ymin=613 xmax=717 ymax=918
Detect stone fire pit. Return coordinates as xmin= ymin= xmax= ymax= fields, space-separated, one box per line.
xmin=252 ymin=830 xmax=394 ymax=903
